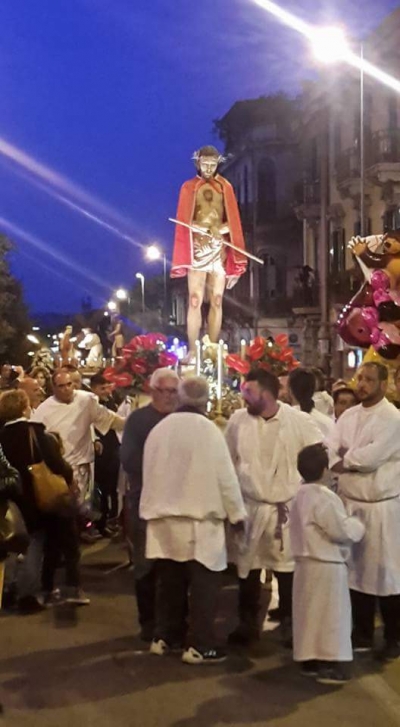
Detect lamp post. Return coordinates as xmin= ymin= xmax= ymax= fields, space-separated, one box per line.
xmin=115 ymin=287 xmax=131 ymax=315
xmin=146 ymin=244 xmax=167 ymax=311
xmin=136 ymin=273 xmax=145 ymax=313
xmin=310 ymin=27 xmax=365 ymax=234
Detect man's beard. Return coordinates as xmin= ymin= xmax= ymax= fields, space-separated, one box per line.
xmin=245 ymin=401 xmax=264 ymax=416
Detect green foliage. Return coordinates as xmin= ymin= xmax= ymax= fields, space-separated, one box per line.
xmin=0 ymin=234 xmax=32 ymax=364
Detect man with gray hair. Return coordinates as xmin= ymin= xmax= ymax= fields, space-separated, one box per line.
xmin=120 ymin=367 xmax=180 ymax=642
xmin=140 ymin=376 xmax=246 ymax=665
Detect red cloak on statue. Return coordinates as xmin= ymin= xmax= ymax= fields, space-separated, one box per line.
xmin=171 ymin=174 xmax=247 ymax=285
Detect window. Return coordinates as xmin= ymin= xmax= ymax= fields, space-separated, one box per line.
xmin=259 ymin=254 xmax=277 ymax=299
xmin=388 ymin=96 xmax=398 ymax=129
xmin=310 ymin=137 xmax=319 ymax=180
xmin=333 ymin=120 xmax=341 ymax=165
xmin=384 ymin=208 xmax=400 ymax=231
xmin=257 ymin=158 xmax=276 ymax=223
xmin=330 ymin=229 xmax=346 ymax=274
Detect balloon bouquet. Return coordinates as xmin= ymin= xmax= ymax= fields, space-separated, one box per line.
xmin=337 ymin=230 xmax=400 ymax=375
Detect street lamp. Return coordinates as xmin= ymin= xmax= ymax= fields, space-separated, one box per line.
xmin=146 ymin=244 xmax=167 ymax=307
xmin=107 ymin=300 xmax=118 ymax=312
xmin=115 ymin=288 xmax=128 ymax=301
xmin=309 ymin=27 xmax=365 ymax=235
xmin=136 ymin=272 xmax=145 ymax=312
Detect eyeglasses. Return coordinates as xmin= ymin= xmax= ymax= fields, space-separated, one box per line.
xmin=155 ymin=387 xmax=178 ymax=395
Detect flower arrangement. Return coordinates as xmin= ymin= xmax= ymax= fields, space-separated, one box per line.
xmin=103 ymin=332 xmax=178 ymax=391
xmin=226 ymin=334 xmax=300 ymax=378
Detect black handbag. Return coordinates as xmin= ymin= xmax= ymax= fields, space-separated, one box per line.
xmin=0 ymin=444 xmax=29 ymax=557
xmin=0 ymin=500 xmax=29 ymax=557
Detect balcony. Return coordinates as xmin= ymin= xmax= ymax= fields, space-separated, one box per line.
xmin=367 ymin=129 xmax=400 ymax=185
xmin=293 ymin=180 xmax=321 ymax=221
xmin=335 ymin=147 xmax=362 ymax=200
xmin=336 ymin=130 xmax=400 ymax=195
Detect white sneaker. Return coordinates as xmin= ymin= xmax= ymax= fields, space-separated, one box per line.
xmin=150 ymin=639 xmax=170 ymax=656
xmin=65 ymin=589 xmax=90 ymax=606
xmin=182 ymin=647 xmax=227 ymax=665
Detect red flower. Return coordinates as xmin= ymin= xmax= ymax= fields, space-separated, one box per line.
xmin=226 ymin=354 xmax=251 ymax=375
xmin=159 ymin=351 xmax=178 ymax=367
xmin=113 ymin=372 xmax=133 ymax=387
xmin=258 ymin=362 xmax=271 ymax=371
xmin=280 ymin=347 xmax=294 ymax=362
xmin=131 ymin=360 xmax=147 ymax=375
xmin=275 ymin=333 xmax=289 ymax=348
xmin=248 ymin=340 xmax=265 ymax=360
xmin=103 ymin=367 xmax=117 ymax=382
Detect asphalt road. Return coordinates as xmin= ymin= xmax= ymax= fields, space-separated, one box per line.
xmin=1 ymin=541 xmax=400 ymax=727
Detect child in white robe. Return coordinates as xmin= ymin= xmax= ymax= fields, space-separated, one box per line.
xmin=290 ymin=443 xmax=365 ymax=685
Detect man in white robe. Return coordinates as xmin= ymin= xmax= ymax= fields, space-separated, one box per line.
xmin=329 ymin=361 xmax=400 ymax=659
xmin=140 ymin=377 xmax=246 ymax=665
xmin=225 ymin=369 xmax=322 ymax=645
xmin=290 ymin=443 xmax=365 ymax=684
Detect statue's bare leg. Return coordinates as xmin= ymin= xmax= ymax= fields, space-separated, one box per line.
xmin=207 ymin=272 xmax=226 ymax=342
xmin=187 ymin=270 xmax=207 ymax=355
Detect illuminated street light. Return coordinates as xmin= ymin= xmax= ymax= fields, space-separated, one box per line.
xmin=146 ymin=245 xmax=162 ymax=262
xmin=146 ymin=244 xmax=167 ymax=309
xmin=116 ymin=288 xmax=128 ymax=301
xmin=309 ymin=26 xmax=350 ymax=64
xmin=136 ymin=272 xmax=145 ymax=312
xmin=252 ymin=0 xmax=400 ymax=94
xmin=27 ymin=334 xmax=40 ymax=345
xmin=107 ymin=300 xmax=118 ymax=312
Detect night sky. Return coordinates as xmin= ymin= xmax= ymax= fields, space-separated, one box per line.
xmin=0 ymin=0 xmax=398 ymax=313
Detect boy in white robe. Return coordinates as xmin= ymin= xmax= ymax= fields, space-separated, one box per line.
xmin=290 ymin=443 xmax=365 ymax=685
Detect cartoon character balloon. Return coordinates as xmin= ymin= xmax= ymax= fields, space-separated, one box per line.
xmin=337 ymin=231 xmax=400 ymax=360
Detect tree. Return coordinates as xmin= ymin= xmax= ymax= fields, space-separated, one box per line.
xmin=0 ymin=234 xmax=32 ymax=364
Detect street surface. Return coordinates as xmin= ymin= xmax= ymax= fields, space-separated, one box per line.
xmin=1 ymin=541 xmax=400 ymax=727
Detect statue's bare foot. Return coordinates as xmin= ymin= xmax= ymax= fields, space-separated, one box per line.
xmin=181 ymin=352 xmax=196 ymax=366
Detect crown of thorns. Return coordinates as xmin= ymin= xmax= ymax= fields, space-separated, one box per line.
xmin=192 ymin=146 xmax=226 ymax=164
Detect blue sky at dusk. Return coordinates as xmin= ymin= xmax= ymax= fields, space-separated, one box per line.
xmin=0 ymin=0 xmax=398 ymax=313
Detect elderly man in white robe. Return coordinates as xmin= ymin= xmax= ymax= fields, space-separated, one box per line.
xmin=140 ymin=376 xmax=246 ymax=665
xmin=290 ymin=443 xmax=365 ymax=685
xmin=225 ymin=369 xmax=322 ymax=646
xmin=329 ymin=361 xmax=400 ymax=660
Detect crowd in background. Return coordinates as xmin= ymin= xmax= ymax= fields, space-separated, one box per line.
xmin=0 ymin=356 xmax=399 ymax=686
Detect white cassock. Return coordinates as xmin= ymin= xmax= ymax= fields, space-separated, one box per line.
xmin=225 ymin=403 xmax=322 ymax=578
xmin=290 ymin=483 xmax=365 ymax=662
xmin=140 ymin=412 xmax=246 ymax=572
xmin=293 ymin=405 xmax=334 ymax=444
xmin=328 ymin=398 xmax=400 ymax=596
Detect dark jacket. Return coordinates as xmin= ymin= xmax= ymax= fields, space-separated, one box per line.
xmin=0 ymin=420 xmax=72 ymax=532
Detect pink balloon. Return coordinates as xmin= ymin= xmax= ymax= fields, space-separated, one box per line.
xmin=361 ymin=307 xmax=379 ymax=328
xmin=373 ymin=290 xmax=392 ymax=306
xmin=371 ymin=270 xmax=390 ymax=291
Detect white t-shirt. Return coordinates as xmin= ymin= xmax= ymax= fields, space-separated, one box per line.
xmin=32 ymin=390 xmax=115 ymax=466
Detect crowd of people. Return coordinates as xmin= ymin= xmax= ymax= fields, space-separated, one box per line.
xmin=0 ymin=356 xmax=399 ymax=688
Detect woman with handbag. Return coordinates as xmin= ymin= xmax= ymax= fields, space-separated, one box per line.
xmin=0 ymin=389 xmax=88 ymax=611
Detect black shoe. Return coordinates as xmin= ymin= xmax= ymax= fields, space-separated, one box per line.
xmin=352 ymin=636 xmax=373 ymax=653
xmin=376 ymin=641 xmax=400 ymax=661
xmin=316 ymin=667 xmax=351 ymax=685
xmin=228 ymin=624 xmax=260 ymax=647
xmin=267 ymin=607 xmax=283 ymax=622
xmin=17 ymin=596 xmax=46 ymax=614
xmin=300 ymin=660 xmax=319 ymax=677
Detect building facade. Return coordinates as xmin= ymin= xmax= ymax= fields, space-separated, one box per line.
xmin=294 ymin=8 xmax=400 ymax=376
